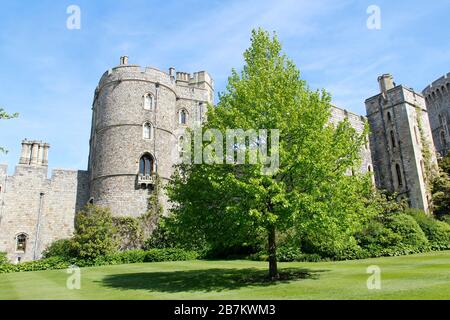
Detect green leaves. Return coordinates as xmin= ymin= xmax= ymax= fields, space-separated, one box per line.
xmin=0 ymin=107 xmax=18 ymax=154
xmin=0 ymin=108 xmax=19 ymax=120
xmin=72 ymin=205 xmax=118 ymax=259
xmin=167 ymin=28 xmax=375 ymax=271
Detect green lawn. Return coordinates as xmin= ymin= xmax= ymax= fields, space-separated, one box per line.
xmin=0 ymin=251 xmax=449 ymax=299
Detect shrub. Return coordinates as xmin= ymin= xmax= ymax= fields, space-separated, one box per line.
xmin=0 ymin=256 xmax=71 ymax=274
xmin=250 ymin=249 xmax=322 ymax=262
xmin=0 ymin=248 xmax=200 ymax=274
xmin=113 ymin=217 xmax=144 ymax=251
xmin=407 ymin=209 xmax=450 ymax=250
xmin=42 ymin=239 xmax=76 ymax=259
xmin=356 ymin=213 xmax=431 ymax=257
xmin=276 ymin=247 xmax=303 ymax=262
xmin=144 ymin=248 xmax=198 ymax=262
xmin=384 ymin=213 xmax=429 ymax=254
xmin=0 ymin=252 xmax=8 ymax=265
xmin=143 ymin=217 xmax=179 ymax=250
xmin=72 ymin=205 xmax=118 ymax=259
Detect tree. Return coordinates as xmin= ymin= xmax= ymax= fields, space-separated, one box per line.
xmin=72 ymin=205 xmax=118 ymax=259
xmin=167 ymin=29 xmax=375 ymax=278
xmin=0 ymin=107 xmax=19 ymax=153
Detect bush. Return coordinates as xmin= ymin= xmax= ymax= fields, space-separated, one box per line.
xmin=250 ymin=249 xmax=322 ymax=262
xmin=381 ymin=213 xmax=429 ymax=255
xmin=143 ymin=217 xmax=179 ymax=250
xmin=356 ymin=213 xmax=431 ymax=257
xmin=0 ymin=252 xmax=8 ymax=265
xmin=42 ymin=239 xmax=76 ymax=259
xmin=72 ymin=205 xmax=118 ymax=259
xmin=407 ymin=209 xmax=450 ymax=250
xmin=0 ymin=256 xmax=71 ymax=274
xmin=113 ymin=217 xmax=144 ymax=251
xmin=0 ymin=248 xmax=199 ymax=274
xmin=144 ymin=248 xmax=198 ymax=262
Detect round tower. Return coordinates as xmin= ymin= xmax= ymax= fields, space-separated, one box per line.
xmin=422 ymin=73 xmax=450 ymax=156
xmin=88 ymin=57 xmax=213 ymax=217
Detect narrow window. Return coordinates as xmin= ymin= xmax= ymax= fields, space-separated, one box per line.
xmin=144 ymin=94 xmax=153 ymax=110
xmin=179 ymin=109 xmax=187 ymax=125
xmin=395 ymin=164 xmax=403 ymax=187
xmin=420 ymin=160 xmax=426 ymax=182
xmin=16 ymin=234 xmax=27 ymax=252
xmin=439 ymin=114 xmax=443 ymax=125
xmin=390 ymin=130 xmax=396 ymax=148
xmin=414 ymin=126 xmax=420 ymax=144
xmin=387 ymin=111 xmax=392 ymax=123
xmin=178 ymin=136 xmax=185 ymax=158
xmin=143 ymin=123 xmax=152 ymax=140
xmin=139 ymin=154 xmax=154 ymax=176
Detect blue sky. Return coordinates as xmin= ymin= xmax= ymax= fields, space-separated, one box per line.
xmin=1 ymin=0 xmax=449 ymax=174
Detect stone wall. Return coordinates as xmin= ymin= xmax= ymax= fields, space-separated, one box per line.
xmin=365 ymin=76 xmax=437 ymax=212
xmin=0 ymin=163 xmax=89 ymax=263
xmin=329 ymin=106 xmax=373 ymax=176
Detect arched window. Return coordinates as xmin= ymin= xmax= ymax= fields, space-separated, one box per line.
xmin=395 ymin=164 xmax=403 ymax=187
xmin=143 ymin=122 xmax=153 ymax=140
xmin=144 ymin=94 xmax=154 ymax=110
xmin=439 ymin=114 xmax=444 ymax=125
xmin=179 ymin=109 xmax=187 ymax=125
xmin=16 ymin=233 xmax=27 ymax=252
xmin=390 ymin=130 xmax=396 ymax=148
xmin=139 ymin=154 xmax=154 ymax=176
xmin=387 ymin=111 xmax=392 ymax=123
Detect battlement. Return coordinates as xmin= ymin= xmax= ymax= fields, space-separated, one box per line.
xmin=98 ymin=57 xmax=214 ymax=94
xmin=422 ymin=72 xmax=450 ymax=96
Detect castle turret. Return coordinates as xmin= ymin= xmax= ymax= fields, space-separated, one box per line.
xmin=422 ymin=73 xmax=450 ymax=157
xmin=366 ymin=75 xmax=438 ymax=212
xmin=88 ymin=57 xmax=214 ymax=217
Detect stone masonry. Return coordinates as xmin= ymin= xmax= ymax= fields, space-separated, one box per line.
xmin=0 ymin=141 xmax=89 ymax=263
xmin=366 ymin=74 xmax=437 ymax=212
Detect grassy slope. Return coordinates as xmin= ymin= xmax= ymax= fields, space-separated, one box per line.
xmin=0 ymin=251 xmax=449 ymax=300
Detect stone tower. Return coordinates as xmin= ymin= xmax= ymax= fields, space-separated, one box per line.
xmin=88 ymin=57 xmax=214 ymax=217
xmin=365 ymin=74 xmax=437 ymax=212
xmin=422 ymin=73 xmax=450 ymax=157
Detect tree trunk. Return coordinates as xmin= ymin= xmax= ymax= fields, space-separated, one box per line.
xmin=268 ymin=225 xmax=278 ymax=280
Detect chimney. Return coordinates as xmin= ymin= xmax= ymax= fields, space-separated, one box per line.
xmin=30 ymin=141 xmax=39 ymax=165
xmin=120 ymin=56 xmax=129 ymax=65
xmin=19 ymin=139 xmax=32 ymax=165
xmin=42 ymin=143 xmax=50 ymax=166
xmin=378 ymin=74 xmax=395 ymax=96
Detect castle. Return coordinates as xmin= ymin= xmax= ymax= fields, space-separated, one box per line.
xmin=0 ymin=56 xmax=448 ymax=263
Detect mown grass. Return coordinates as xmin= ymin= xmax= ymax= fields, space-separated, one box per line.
xmin=0 ymin=251 xmax=449 ymax=299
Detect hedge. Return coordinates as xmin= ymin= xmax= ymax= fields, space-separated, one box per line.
xmin=0 ymin=248 xmax=199 ymax=274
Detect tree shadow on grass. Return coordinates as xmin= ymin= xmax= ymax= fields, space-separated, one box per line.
xmin=100 ymin=267 xmax=328 ymax=293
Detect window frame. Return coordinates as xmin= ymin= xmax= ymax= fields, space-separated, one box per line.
xmin=143 ymin=93 xmax=154 ymax=111
xmin=15 ymin=233 xmax=28 ymax=253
